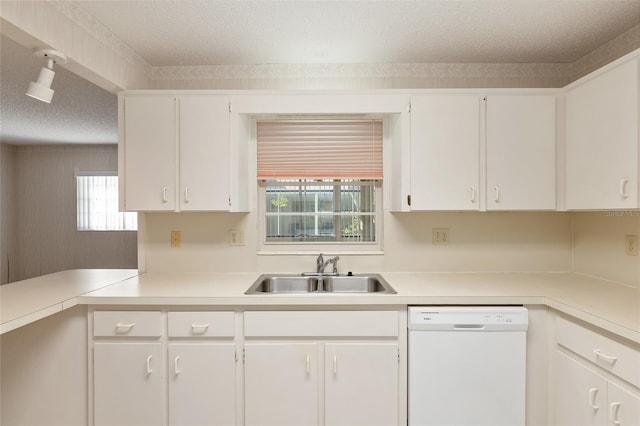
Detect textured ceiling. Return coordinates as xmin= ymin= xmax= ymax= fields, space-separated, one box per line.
xmin=77 ymin=0 xmax=640 ymax=65
xmin=1 ymin=0 xmax=640 ymax=145
xmin=0 ymin=36 xmax=117 ymax=145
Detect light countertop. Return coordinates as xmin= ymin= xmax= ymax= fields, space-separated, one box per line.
xmin=2 ymin=269 xmax=638 ymax=344
xmin=0 ymin=269 xmax=138 ymax=335
xmin=78 ymin=271 xmax=639 ymax=344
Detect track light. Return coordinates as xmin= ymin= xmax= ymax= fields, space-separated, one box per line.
xmin=26 ymin=49 xmax=67 ymax=104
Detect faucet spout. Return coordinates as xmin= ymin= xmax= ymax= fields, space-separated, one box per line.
xmin=316 ymin=253 xmax=325 ymax=273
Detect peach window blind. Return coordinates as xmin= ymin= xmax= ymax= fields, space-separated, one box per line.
xmin=257 ymin=120 xmax=383 ymax=180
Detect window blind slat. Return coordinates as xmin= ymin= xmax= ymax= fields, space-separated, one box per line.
xmin=257 ymin=120 xmax=383 ymax=180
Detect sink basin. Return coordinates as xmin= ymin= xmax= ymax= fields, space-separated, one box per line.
xmin=244 ymin=275 xmax=318 ymax=294
xmin=322 ymin=275 xmax=396 ymax=294
xmin=245 ymin=274 xmax=395 ymax=294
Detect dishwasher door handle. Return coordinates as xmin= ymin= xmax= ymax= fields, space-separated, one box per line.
xmin=453 ymin=324 xmax=486 ymax=330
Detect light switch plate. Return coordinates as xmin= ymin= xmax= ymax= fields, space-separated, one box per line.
xmin=170 ymin=230 xmax=181 ymax=248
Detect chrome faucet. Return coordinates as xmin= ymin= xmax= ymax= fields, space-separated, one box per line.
xmin=316 ymin=253 xmax=340 ymax=275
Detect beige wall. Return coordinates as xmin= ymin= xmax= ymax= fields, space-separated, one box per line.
xmin=572 ymin=212 xmax=640 ymax=288
xmin=1 ymin=144 xmax=137 ymax=283
xmin=1 ymin=144 xmax=17 ymax=284
xmin=141 ymin=210 xmax=573 ymax=276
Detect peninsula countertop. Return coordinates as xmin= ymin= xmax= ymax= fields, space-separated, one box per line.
xmin=0 ymin=269 xmax=138 ymax=335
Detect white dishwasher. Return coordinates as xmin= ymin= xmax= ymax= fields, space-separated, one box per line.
xmin=408 ymin=306 xmax=528 ymax=426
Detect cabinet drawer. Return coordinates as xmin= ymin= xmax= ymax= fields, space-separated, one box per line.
xmin=556 ymin=316 xmax=640 ymax=387
xmin=244 ymin=311 xmax=399 ymax=337
xmin=93 ymin=311 xmax=162 ymax=337
xmin=168 ymin=312 xmax=235 ymax=337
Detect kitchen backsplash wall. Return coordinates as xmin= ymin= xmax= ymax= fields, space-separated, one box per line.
xmin=572 ymin=212 xmax=640 ymax=288
xmin=141 ymin=210 xmax=573 ymax=275
xmin=1 ymin=144 xmax=137 ymax=282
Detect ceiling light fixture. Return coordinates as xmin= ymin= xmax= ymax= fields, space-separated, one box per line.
xmin=25 ymin=48 xmax=68 ymax=104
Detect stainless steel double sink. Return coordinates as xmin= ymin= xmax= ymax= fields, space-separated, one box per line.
xmin=244 ymin=274 xmax=396 ymax=294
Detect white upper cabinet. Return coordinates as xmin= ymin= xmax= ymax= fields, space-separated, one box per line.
xmin=123 ymin=95 xmax=176 ymax=211
xmin=121 ymin=94 xmax=231 ymax=211
xmin=410 ymin=95 xmax=481 ymax=210
xmin=486 ymin=95 xmax=556 ymax=210
xmin=178 ymin=96 xmax=230 ymax=211
xmin=564 ymin=59 xmax=639 ymax=210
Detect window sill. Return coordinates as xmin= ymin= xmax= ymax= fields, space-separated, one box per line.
xmin=257 ymin=249 xmax=384 ymax=256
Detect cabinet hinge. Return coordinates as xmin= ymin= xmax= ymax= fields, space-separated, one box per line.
xmin=242 ymin=348 xmax=246 ymax=363
xmin=229 ymin=101 xmax=233 ymax=113
xmin=398 ymin=348 xmax=400 ymax=363
xmin=407 ymin=195 xmax=412 ymax=206
xmin=407 ymin=102 xmax=411 ymax=113
xmin=228 ymin=196 xmax=232 ymax=207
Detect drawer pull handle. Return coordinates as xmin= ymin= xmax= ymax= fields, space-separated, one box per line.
xmin=470 ymin=186 xmax=476 ymax=203
xmin=333 ymin=355 xmax=338 ymax=376
xmin=146 ymin=355 xmax=153 ymax=375
xmin=594 ymin=349 xmax=617 ymax=363
xmin=174 ymin=356 xmax=181 ymax=375
xmin=191 ymin=323 xmax=210 ymax=334
xmin=184 ymin=187 xmax=190 ymax=203
xmin=610 ymin=402 xmax=622 ymax=425
xmin=115 ymin=322 xmax=135 ymax=332
xmin=162 ymin=187 xmax=169 ymax=203
xmin=306 ymin=355 xmax=310 ymax=376
xmin=588 ymin=388 xmax=599 ymax=411
xmin=493 ymin=186 xmax=500 ymax=202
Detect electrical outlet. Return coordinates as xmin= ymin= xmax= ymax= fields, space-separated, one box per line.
xmin=170 ymin=230 xmax=181 ymax=248
xmin=432 ymin=228 xmax=450 ymax=245
xmin=625 ymin=234 xmax=638 ymax=256
xmin=229 ymin=230 xmax=245 ymax=246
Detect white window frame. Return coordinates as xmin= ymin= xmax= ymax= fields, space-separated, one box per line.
xmin=258 ymin=179 xmax=383 ymax=254
xmin=76 ymin=171 xmax=137 ymax=232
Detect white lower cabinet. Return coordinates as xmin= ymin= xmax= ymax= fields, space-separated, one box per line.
xmin=554 ymin=315 xmax=640 ymax=426
xmin=243 ymin=310 xmax=402 ymax=426
xmin=244 ymin=343 xmax=319 ymax=426
xmin=555 ymin=351 xmax=640 ymax=426
xmin=90 ymin=309 xmax=403 ymax=426
xmin=168 ymin=343 xmax=236 ymax=426
xmin=324 ymin=343 xmax=399 ymax=426
xmin=94 ymin=342 xmax=163 ymax=426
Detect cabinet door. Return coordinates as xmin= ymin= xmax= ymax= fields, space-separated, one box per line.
xmin=486 ymin=95 xmax=556 ymax=210
xmin=179 ymin=96 xmax=230 ymax=211
xmin=608 ymin=382 xmax=640 ymax=426
xmin=123 ymin=95 xmax=176 ymax=211
xmin=244 ymin=343 xmax=318 ymax=426
xmin=325 ymin=343 xmax=398 ymax=426
xmin=168 ymin=343 xmax=236 ymax=426
xmin=94 ymin=343 xmax=163 ymax=426
xmin=565 ymin=59 xmax=639 ymax=209
xmin=410 ymin=95 xmax=480 ymax=210
xmin=554 ymin=351 xmax=607 ymax=426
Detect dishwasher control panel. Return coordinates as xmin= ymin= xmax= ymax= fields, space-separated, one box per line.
xmin=408 ymin=306 xmax=528 ymax=331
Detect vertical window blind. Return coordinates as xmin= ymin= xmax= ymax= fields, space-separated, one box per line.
xmin=257 ymin=120 xmax=383 ymax=180
xmin=76 ymin=174 xmax=137 ymax=231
